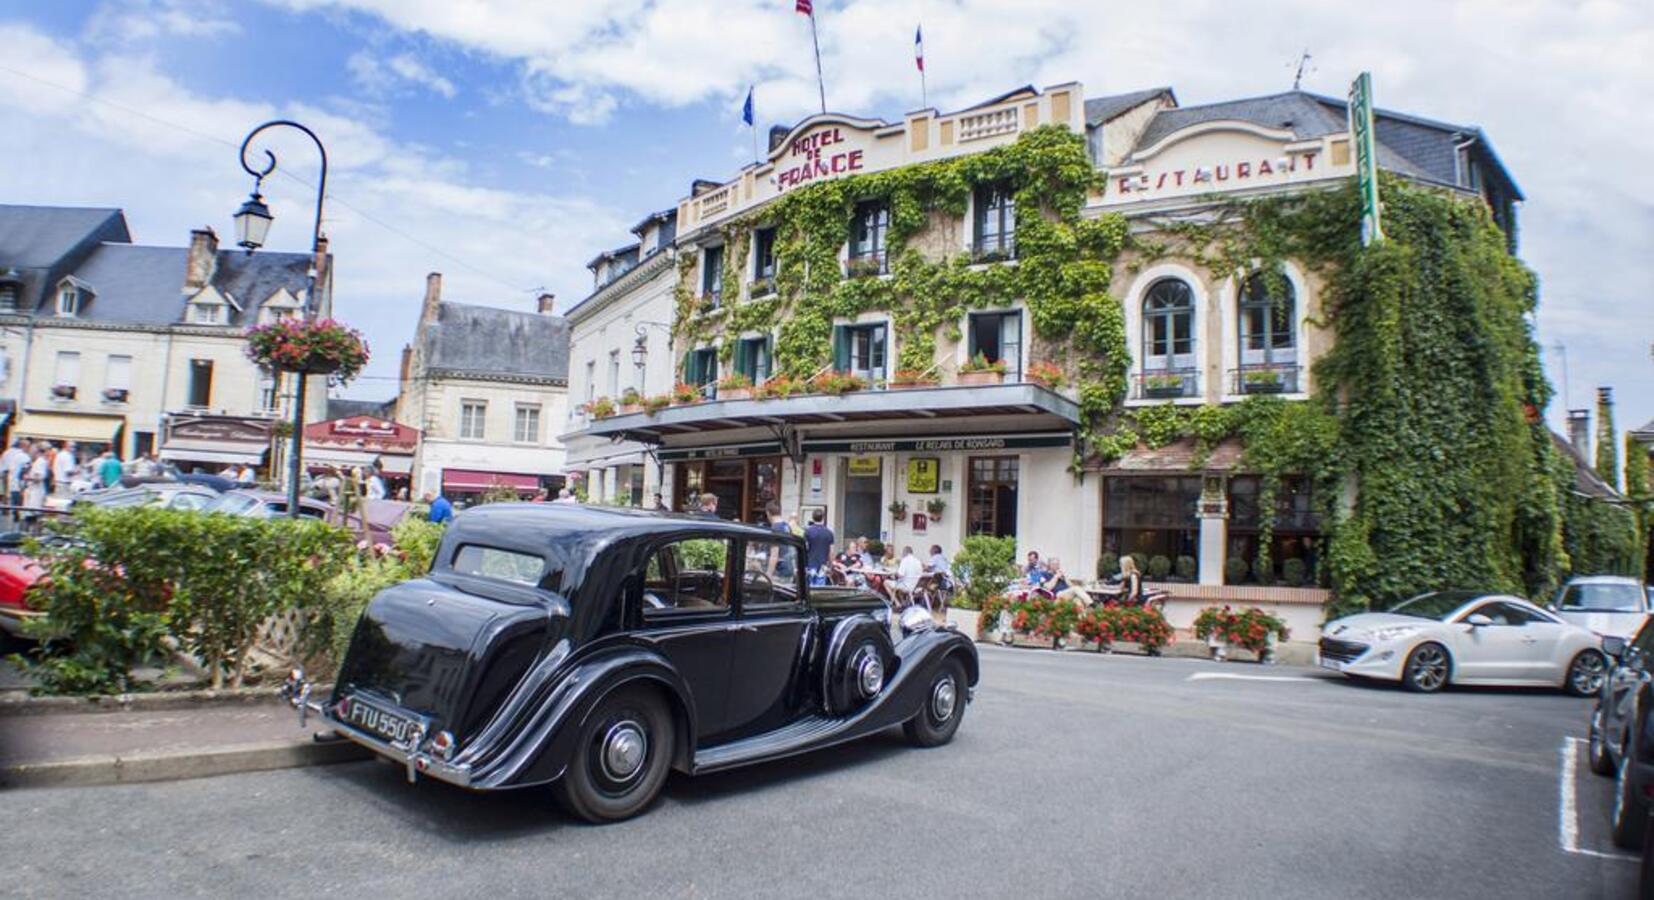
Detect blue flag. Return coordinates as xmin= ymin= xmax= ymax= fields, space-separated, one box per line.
xmin=741 ymin=86 xmax=754 ymax=126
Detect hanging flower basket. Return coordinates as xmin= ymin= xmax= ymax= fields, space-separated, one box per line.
xmin=244 ymin=318 xmax=370 ymax=383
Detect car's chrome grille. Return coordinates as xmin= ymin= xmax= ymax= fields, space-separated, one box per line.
xmin=1319 ymin=637 xmax=1369 ymax=664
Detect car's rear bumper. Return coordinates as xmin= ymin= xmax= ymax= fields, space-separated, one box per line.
xmin=281 ymin=669 xmax=474 ymax=788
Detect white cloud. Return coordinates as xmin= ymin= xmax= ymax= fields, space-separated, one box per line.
xmin=0 ymin=22 xmax=626 ymax=400
xmin=348 ymin=50 xmax=458 ymax=99
xmin=84 ymin=0 xmax=240 ymax=45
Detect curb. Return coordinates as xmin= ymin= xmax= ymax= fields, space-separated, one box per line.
xmin=0 ymin=737 xmax=371 ymax=789
xmin=0 ymin=684 xmax=334 ymax=717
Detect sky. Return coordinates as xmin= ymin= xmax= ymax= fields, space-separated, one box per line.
xmin=0 ymin=0 xmax=1649 ymax=457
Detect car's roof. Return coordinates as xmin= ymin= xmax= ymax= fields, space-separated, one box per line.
xmin=1564 ymin=575 xmax=1645 ymax=586
xmin=453 ymin=502 xmax=792 ymax=542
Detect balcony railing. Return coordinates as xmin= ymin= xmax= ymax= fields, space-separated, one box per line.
xmin=1230 ymin=363 xmax=1301 ymax=395
xmin=1132 ymin=368 xmax=1199 ymax=400
xmin=958 ymin=107 xmax=1019 ymax=142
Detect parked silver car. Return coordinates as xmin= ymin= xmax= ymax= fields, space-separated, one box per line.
xmin=1549 ymin=575 xmax=1651 ymax=638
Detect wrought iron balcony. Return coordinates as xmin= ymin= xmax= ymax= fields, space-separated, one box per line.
xmin=1132 ymin=368 xmax=1199 ymax=400
xmin=1230 ymin=363 xmax=1301 ymax=395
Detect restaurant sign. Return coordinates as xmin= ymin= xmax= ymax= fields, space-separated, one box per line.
xmin=802 ymin=432 xmax=1071 ymax=454
xmin=775 ymin=126 xmax=867 ymax=192
xmin=657 ymin=441 xmax=783 ymax=462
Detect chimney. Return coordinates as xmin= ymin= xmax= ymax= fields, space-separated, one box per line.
xmin=537 ymin=293 xmax=556 ymax=314
xmin=1596 ymin=386 xmax=1618 ymax=482
xmin=768 ymin=124 xmax=791 ymax=153
xmin=421 ymin=272 xmax=442 ymax=324
xmin=1567 ymin=408 xmax=1591 ymax=458
xmin=184 ymin=227 xmax=219 ymax=290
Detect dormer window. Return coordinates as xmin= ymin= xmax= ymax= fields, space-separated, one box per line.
xmin=259 ymin=306 xmax=295 ymax=325
xmin=189 ymin=302 xmax=226 ymax=325
xmin=57 ymin=285 xmax=81 ymax=317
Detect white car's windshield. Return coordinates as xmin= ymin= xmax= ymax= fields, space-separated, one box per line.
xmin=1559 ymin=582 xmax=1645 ymax=613
xmin=1386 ymin=591 xmax=1483 ymax=620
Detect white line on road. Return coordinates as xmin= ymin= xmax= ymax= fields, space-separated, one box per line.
xmin=1185 ymin=672 xmax=1321 ymax=684
xmin=1559 ymin=736 xmax=1638 ymax=862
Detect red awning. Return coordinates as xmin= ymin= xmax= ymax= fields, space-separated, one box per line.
xmin=441 ymin=469 xmax=542 ymax=492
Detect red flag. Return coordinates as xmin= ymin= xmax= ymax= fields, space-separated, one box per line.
xmin=796 ymin=0 xmax=812 ymax=14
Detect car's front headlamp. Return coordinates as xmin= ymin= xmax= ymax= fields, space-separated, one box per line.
xmin=1366 ymin=625 xmax=1423 ymax=643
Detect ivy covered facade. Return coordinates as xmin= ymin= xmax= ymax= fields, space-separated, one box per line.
xmin=567 ymin=81 xmax=1639 ymax=619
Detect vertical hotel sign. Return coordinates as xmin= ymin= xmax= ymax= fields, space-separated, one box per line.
xmin=1348 ymin=72 xmax=1383 ymax=245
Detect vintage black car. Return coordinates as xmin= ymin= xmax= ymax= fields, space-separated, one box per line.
xmin=1587 ymin=619 xmax=1654 ymax=848
xmin=284 ymin=503 xmax=978 ymax=822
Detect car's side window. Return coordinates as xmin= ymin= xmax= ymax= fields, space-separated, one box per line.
xmin=1466 ymin=602 xmax=1512 ymax=626
xmin=1496 ymin=602 xmax=1540 ymax=626
xmin=741 ymin=539 xmax=801 ymax=608
xmin=641 ymin=537 xmax=731 ymax=615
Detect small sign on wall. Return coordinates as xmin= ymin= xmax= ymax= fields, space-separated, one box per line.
xmin=848 ymin=456 xmax=881 ymax=477
xmin=910 ymin=512 xmax=928 ymax=534
xmin=906 ymin=457 xmax=940 ymax=493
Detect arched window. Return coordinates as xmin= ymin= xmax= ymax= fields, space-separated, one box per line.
xmin=1236 ymin=272 xmax=1297 ymax=393
xmin=1141 ymin=278 xmax=1195 ymax=373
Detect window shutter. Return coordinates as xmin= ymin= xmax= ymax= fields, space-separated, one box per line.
xmin=682 ymin=351 xmax=696 ymax=385
xmin=832 ymin=325 xmax=849 ymax=371
xmin=735 ymin=339 xmax=751 ymax=379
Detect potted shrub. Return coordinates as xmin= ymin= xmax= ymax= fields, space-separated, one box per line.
xmin=889 ymin=368 xmax=937 ymax=389
xmin=808 ymin=370 xmax=867 ymax=396
xmin=1193 ymin=605 xmax=1234 ymax=660
xmin=1174 ymin=555 xmax=1197 ymax=581
xmin=1224 ymin=556 xmax=1249 ymax=585
xmin=1147 ymin=554 xmax=1172 ymax=580
xmin=1026 ymin=361 xmax=1065 ymax=389
xmin=887 ymin=499 xmax=908 ymax=522
xmin=925 ymin=498 xmax=945 ymax=521
xmin=1281 ymin=557 xmax=1308 ymax=587
xmin=50 ymin=383 xmax=77 ymax=400
xmin=958 ymin=353 xmax=1006 ymax=386
xmin=754 ymin=374 xmax=807 ymax=399
xmin=1142 ymin=372 xmax=1187 ymax=398
xmin=716 ymin=372 xmax=754 ymax=401
xmin=642 ymin=393 xmax=672 ymax=415
xmin=244 ymin=317 xmax=369 ymax=382
xmin=1096 ymin=552 xmax=1119 ymax=581
xmin=845 ymin=256 xmax=883 ymax=279
xmin=619 ymin=387 xmax=642 ymax=414
xmin=671 ymin=382 xmax=702 ymax=405
xmin=750 ymin=276 xmax=775 ymax=298
xmin=1241 ymin=368 xmax=1285 ymax=394
xmin=588 ymin=396 xmax=617 ymax=419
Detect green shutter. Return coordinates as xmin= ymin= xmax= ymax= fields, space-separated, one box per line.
xmin=682 ymin=351 xmax=696 ymax=385
xmin=705 ymin=352 xmax=717 ymax=386
xmin=832 ymin=325 xmax=849 ymax=372
xmin=735 ymin=339 xmax=751 ymax=380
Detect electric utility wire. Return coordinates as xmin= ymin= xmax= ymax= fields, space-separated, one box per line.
xmin=0 ymin=62 xmax=535 ymax=296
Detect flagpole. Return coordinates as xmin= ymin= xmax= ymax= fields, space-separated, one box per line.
xmin=751 ymin=98 xmax=760 ymax=164
xmin=809 ymin=10 xmax=826 ymax=113
xmin=920 ymin=67 xmax=927 ymax=110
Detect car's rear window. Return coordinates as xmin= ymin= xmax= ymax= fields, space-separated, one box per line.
xmin=1560 ymin=582 xmax=1646 ymax=613
xmin=453 ymin=544 xmax=546 ymax=586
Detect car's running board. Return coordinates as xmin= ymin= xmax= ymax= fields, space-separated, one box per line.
xmin=692 ymin=715 xmax=854 ymax=773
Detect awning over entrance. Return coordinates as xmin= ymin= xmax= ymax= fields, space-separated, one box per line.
xmin=304 ymin=446 xmax=415 ymax=474
xmin=158 ymin=438 xmax=268 ymax=466
xmin=14 ymin=412 xmax=123 ymax=443
xmin=442 ymin=469 xmax=541 ymax=492
xmin=1104 ymin=436 xmax=1245 ymax=472
xmin=573 ymin=383 xmax=1079 ymax=445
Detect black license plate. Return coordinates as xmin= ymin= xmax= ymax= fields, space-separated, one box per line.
xmin=338 ymin=694 xmax=427 ymax=745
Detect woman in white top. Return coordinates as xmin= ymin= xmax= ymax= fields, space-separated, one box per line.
xmin=24 ymin=452 xmax=49 ymax=509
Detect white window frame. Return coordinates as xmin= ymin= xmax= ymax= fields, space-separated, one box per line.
xmin=459 ymin=399 xmax=488 ymax=441
xmin=105 ymin=354 xmax=132 ymax=397
xmin=56 ymin=286 xmax=79 ymax=317
xmin=53 ymin=350 xmax=81 ymax=389
xmin=513 ymin=403 xmax=541 ymax=444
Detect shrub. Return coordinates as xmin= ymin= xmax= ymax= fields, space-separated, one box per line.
xmin=1254 ymin=556 xmax=1276 ymax=586
xmin=642 ymin=394 xmax=672 ymax=414
xmin=318 ymin=518 xmax=446 ymax=665
xmin=1281 ymin=557 xmax=1307 ymax=587
xmin=954 ymin=535 xmax=1018 ymax=608
xmin=1075 ymin=605 xmax=1175 ymax=652
xmin=716 ymin=372 xmax=752 ymax=391
xmin=1192 ymin=605 xmax=1289 ymax=656
xmin=1026 ymin=361 xmax=1065 ymax=389
xmin=620 ymin=387 xmax=642 ymax=405
xmin=1097 ymin=552 xmax=1119 ymax=581
xmin=1148 ymin=555 xmax=1172 ymax=580
xmin=588 ymin=396 xmax=617 ymax=419
xmin=1174 ymin=555 xmax=1197 ymax=581
xmin=1224 ymin=556 xmax=1249 ymax=584
xmin=1128 ymin=552 xmax=1149 ymax=575
xmin=960 ymin=353 xmax=1007 ymax=375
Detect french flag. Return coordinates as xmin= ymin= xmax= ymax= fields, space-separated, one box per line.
xmin=795 ymin=0 xmax=811 ymax=14
xmin=915 ymin=25 xmax=924 ymax=72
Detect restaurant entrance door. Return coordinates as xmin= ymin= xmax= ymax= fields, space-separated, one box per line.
xmin=841 ymin=457 xmax=883 ymax=543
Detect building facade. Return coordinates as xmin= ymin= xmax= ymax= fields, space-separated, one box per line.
xmin=565 ymin=80 xmax=1523 ymax=629
xmin=562 ymin=209 xmax=678 ymax=506
xmin=396 ymin=273 xmax=571 ymax=502
xmin=0 ymin=205 xmax=329 ymax=468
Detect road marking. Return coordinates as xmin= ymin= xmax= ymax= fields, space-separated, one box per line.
xmin=1559 ymin=736 xmax=1638 ymax=862
xmin=1185 ymin=672 xmax=1321 ymax=684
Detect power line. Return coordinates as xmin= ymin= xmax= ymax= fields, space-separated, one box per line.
xmin=0 ymin=62 xmax=535 ymax=295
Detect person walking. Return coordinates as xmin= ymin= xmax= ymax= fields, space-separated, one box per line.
xmin=97 ymin=449 xmax=123 ymax=488
xmin=24 ymin=448 xmax=48 ymax=509
xmin=50 ymin=442 xmax=76 ymax=496
xmin=804 ymin=509 xmax=834 ymax=586
xmin=365 ymin=464 xmax=387 ymax=500
xmin=2 ymin=440 xmax=29 ymax=506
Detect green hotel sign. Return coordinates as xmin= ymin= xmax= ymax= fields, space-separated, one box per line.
xmin=1348 ymin=71 xmax=1383 ymax=245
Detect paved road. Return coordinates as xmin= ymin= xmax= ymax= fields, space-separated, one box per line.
xmin=2 ymin=646 xmax=1636 ymax=899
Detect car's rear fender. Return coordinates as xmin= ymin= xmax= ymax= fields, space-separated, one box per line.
xmin=462 ymin=643 xmax=698 ymax=789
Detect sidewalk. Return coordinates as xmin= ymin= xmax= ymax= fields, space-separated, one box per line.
xmin=0 ymin=696 xmax=368 ymax=789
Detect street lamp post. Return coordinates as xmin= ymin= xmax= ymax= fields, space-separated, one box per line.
xmin=233 ymin=120 xmax=328 ymax=519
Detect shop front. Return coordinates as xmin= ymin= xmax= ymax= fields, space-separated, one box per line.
xmin=663 ymin=442 xmax=784 ymax=523
xmin=303 ymin=415 xmax=418 ymax=498
xmin=158 ymin=414 xmax=273 ymax=473
xmin=440 ymin=468 xmax=563 ymax=506
xmin=12 ymin=410 xmax=123 ymax=456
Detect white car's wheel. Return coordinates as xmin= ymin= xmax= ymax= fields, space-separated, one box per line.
xmin=1566 ymin=650 xmax=1607 ymax=697
xmin=1401 ymin=642 xmax=1450 ymax=693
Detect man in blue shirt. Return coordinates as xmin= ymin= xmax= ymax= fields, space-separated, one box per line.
xmin=803 ymin=508 xmax=834 ymax=586
xmin=425 ymin=491 xmax=454 ymax=524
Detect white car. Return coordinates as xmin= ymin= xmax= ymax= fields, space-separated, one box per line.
xmin=1318 ymin=590 xmax=1606 ymax=695
xmin=1548 ymin=575 xmax=1650 ymax=639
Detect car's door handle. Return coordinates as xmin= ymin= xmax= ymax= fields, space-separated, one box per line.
xmin=1521 ymin=636 xmax=1538 ymax=644
xmin=730 ymin=623 xmax=758 ymax=633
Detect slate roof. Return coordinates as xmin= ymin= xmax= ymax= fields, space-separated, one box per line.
xmin=629 ymin=208 xmax=677 ymax=243
xmin=420 ymin=301 xmax=570 ymax=381
xmin=48 ymin=243 xmax=311 ymax=326
xmin=326 ymin=398 xmax=395 ymax=420
xmin=1632 ymin=419 xmax=1654 ymax=442
xmin=1550 ymin=429 xmax=1624 ymax=501
xmin=1083 ymin=87 xmax=1174 ymax=127
xmin=0 ymin=204 xmax=132 ymax=309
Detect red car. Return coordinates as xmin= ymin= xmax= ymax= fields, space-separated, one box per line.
xmin=0 ymin=538 xmax=45 ymax=640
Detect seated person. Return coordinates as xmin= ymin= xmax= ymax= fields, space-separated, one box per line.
xmin=925 ymin=544 xmax=952 ymax=589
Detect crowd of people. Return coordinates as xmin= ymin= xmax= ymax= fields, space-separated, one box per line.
xmin=0 ymin=439 xmax=184 ymax=508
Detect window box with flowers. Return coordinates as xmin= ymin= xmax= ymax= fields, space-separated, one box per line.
xmin=671 ymin=382 xmax=702 ymax=406
xmin=642 ymin=393 xmax=673 ymax=415
xmin=50 ymin=384 xmax=76 ymax=401
xmin=844 ymin=256 xmax=884 ymax=279
xmin=808 ymin=371 xmax=868 ymax=396
xmin=101 ymin=387 xmax=129 ymax=403
xmin=1074 ymin=605 xmax=1174 ymax=655
xmin=957 ymin=353 xmax=1006 ymax=386
xmin=619 ymin=388 xmax=642 ymax=414
xmin=754 ymin=374 xmax=808 ymax=400
xmin=1026 ymin=361 xmax=1065 ymax=390
xmin=749 ymin=276 xmax=776 ymax=299
xmin=588 ymin=397 xmax=617 ymax=420
xmin=1241 ymin=368 xmax=1286 ymax=394
xmin=1192 ymin=605 xmax=1290 ymax=663
xmin=888 ymin=368 xmax=938 ymax=390
xmin=1141 ymin=372 xmax=1188 ymax=399
xmin=715 ymin=372 xmax=754 ymax=401
xmin=244 ymin=318 xmax=369 ymax=382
